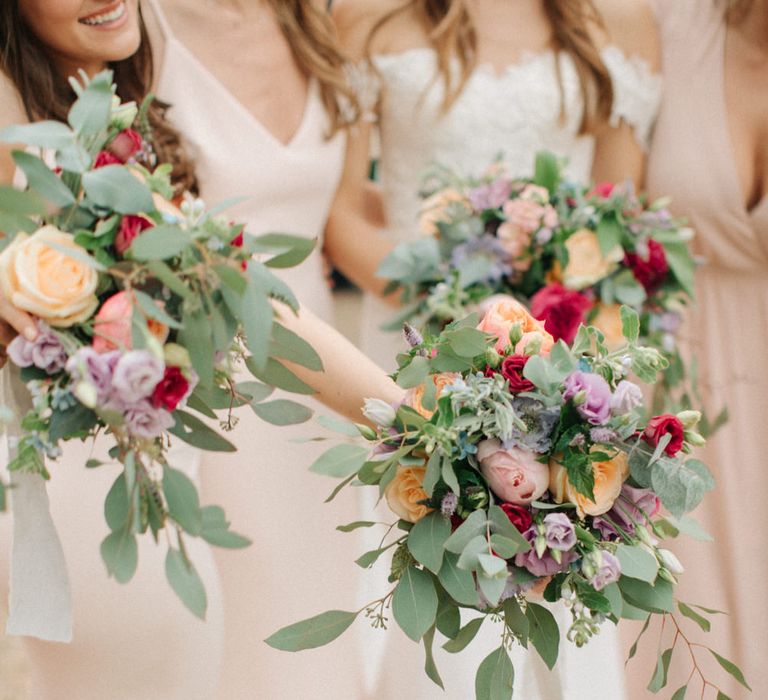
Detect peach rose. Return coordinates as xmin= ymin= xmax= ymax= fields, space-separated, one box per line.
xmin=93 ymin=291 xmax=169 ymax=353
xmin=384 ymin=465 xmax=432 ymax=523
xmin=515 ymin=330 xmax=555 ymax=357
xmin=0 ymin=226 xmax=99 ymax=327
xmin=591 ymin=303 xmax=626 ymax=351
xmin=549 ymin=449 xmax=629 ymax=518
xmin=562 ymin=229 xmax=623 ymax=290
xmin=477 ymin=438 xmax=549 ymax=505
xmin=405 ymin=372 xmax=459 ymax=419
xmin=477 ymin=297 xmax=553 ymax=353
xmin=418 ymin=188 xmax=469 ymax=237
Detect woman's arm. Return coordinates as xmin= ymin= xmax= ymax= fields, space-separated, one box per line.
xmin=591 ymin=0 xmax=662 ymax=188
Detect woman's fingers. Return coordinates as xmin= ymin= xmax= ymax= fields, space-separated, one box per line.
xmin=0 ymin=297 xmax=37 ymax=340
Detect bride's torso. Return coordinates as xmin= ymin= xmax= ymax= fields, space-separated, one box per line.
xmin=373 ymin=45 xmax=661 ymax=243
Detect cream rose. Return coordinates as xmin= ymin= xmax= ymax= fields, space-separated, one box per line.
xmin=418 ymin=188 xmax=469 ymax=237
xmin=384 ymin=465 xmax=432 ymax=523
xmin=0 ymin=226 xmax=99 ymax=327
xmin=591 ymin=303 xmax=627 ymax=351
xmin=405 ymin=372 xmax=459 ymax=419
xmin=549 ymin=449 xmax=629 ymax=517
xmin=562 ymin=229 xmax=623 ymax=290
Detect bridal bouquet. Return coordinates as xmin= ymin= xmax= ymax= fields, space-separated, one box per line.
xmin=380 ymin=153 xmax=701 ymax=416
xmin=269 ymin=299 xmax=748 ymax=699
xmin=0 ymin=72 xmax=320 ymax=620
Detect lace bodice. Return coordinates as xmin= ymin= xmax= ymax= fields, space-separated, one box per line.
xmin=367 ymin=46 xmax=661 ymax=243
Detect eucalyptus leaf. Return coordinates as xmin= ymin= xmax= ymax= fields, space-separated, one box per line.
xmin=200 ymin=505 xmax=250 ymax=549
xmin=169 ymin=411 xmax=237 ymax=453
xmin=163 ymin=465 xmax=203 ymax=536
xmin=0 ymin=121 xmax=74 ymax=149
xmin=677 ymin=602 xmax=710 ymax=633
xmin=12 ymin=151 xmax=76 ymax=208
xmin=251 ymin=399 xmax=313 ymax=426
xmin=475 ymin=646 xmax=514 ymax=700
xmin=269 ymin=322 xmax=323 ymax=371
xmin=396 ymin=356 xmax=430 ymax=389
xmin=616 ymin=543 xmax=659 ymax=583
xmin=647 ymin=647 xmax=673 ymax=692
xmin=265 ymin=610 xmax=358 ymax=651
xmin=104 ymin=473 xmax=130 ymax=532
xmin=392 ymin=566 xmax=439 ymax=642
xmin=309 ymin=443 xmax=368 ymax=479
xmin=100 ymin=528 xmax=138 ymax=584
xmin=165 ymin=547 xmax=207 ymax=619
xmin=245 ymin=357 xmax=315 ymax=396
xmin=422 ymin=626 xmax=444 ymax=689
xmin=526 ymin=603 xmax=560 ymax=670
xmin=83 ymin=165 xmax=154 ymax=214
xmin=249 ymin=232 xmax=316 ymax=269
xmin=438 ymin=552 xmax=479 ymax=606
xmin=408 ymin=512 xmax=451 ymax=574
xmin=710 ymin=650 xmax=751 ymax=690
xmin=444 ymin=509 xmax=488 ymax=554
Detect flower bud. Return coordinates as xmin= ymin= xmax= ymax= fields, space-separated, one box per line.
xmin=509 ymin=321 xmax=524 ymax=347
xmin=362 ymin=398 xmax=397 ymax=428
xmin=521 ymin=334 xmax=543 ymax=356
xmin=684 ymin=430 xmax=706 ymax=447
xmin=485 ymin=347 xmax=502 ymax=369
xmin=677 ymin=410 xmax=701 ymax=430
xmin=571 ymin=390 xmax=588 ymax=407
xmin=163 ymin=343 xmax=192 ymax=369
xmin=658 ymin=548 xmax=684 ymax=575
xmin=356 ymin=424 xmax=378 ymax=441
xmin=73 ymin=381 xmax=98 ymax=409
xmin=657 ymin=567 xmax=678 ymax=584
xmin=635 ymin=525 xmax=657 ymax=548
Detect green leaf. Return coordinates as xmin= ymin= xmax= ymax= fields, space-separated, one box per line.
xmin=245 ymin=357 xmax=315 ymax=396
xmin=309 ymin=443 xmax=368 ymax=478
xmin=444 ymin=509 xmax=488 ymax=554
xmin=709 ymin=650 xmax=751 ymax=690
xmin=0 ymin=121 xmax=74 ymax=149
xmin=392 ymin=566 xmax=439 ymax=642
xmin=249 ymin=232 xmax=316 ymax=269
xmin=251 ymin=399 xmax=313 ymax=426
xmin=247 ymin=260 xmax=299 ymax=313
xmin=165 ymin=548 xmax=207 ymax=619
xmin=133 ymin=290 xmax=182 ymax=329
xmin=169 ymin=411 xmax=237 ymax=452
xmin=213 ymin=264 xmax=247 ymax=295
xmin=444 ymin=327 xmax=488 ymax=357
xmin=620 ymin=305 xmax=640 ymax=344
xmin=651 ymin=457 xmax=715 ymax=517
xmin=265 ymin=610 xmax=358 ymax=651
xmin=396 ymin=356 xmax=430 ymax=389
xmin=442 ymin=617 xmax=483 ymax=653
xmin=200 ymin=505 xmax=251 ymax=549
xmin=407 ymin=512 xmax=451 ymax=574
xmin=12 ymin=151 xmax=76 ymax=208
xmin=82 ymin=165 xmax=154 ymax=214
xmin=475 ymin=646 xmax=514 ymax=700
xmin=355 ymin=546 xmax=390 ymax=568
xmin=129 ymin=225 xmax=191 ymax=261
xmin=269 ymin=322 xmax=323 ymax=372
xmin=619 ymin=577 xmax=674 ymax=614
xmin=504 ymin=598 xmax=529 ymax=644
xmin=522 ymin=355 xmax=560 ymax=392
xmin=627 ymin=616 xmax=651 ymax=662
xmin=488 ymin=505 xmax=530 ymax=553
xmin=603 ymin=582 xmax=624 ymax=619
xmin=596 ymin=214 xmax=623 ymax=257
xmin=336 ymin=521 xmax=378 ymax=533
xmin=178 ymin=310 xmax=214 ymax=387
xmin=422 ymin=626 xmax=444 ymax=689
xmin=438 ymin=551 xmax=479 ymax=606
xmin=0 ymin=184 xmax=48 ymax=216
xmin=67 ymin=72 xmax=112 ymax=136
xmin=435 ymin=596 xmax=461 ymax=639
xmin=716 ymin=692 xmax=732 ymax=700
xmin=534 ymin=151 xmax=561 ymax=193
xmin=671 ymin=685 xmax=687 ymax=700
xmin=145 ymin=260 xmax=193 ymax=299
xmin=663 ymin=241 xmax=696 ymax=298
xmin=48 ymin=402 xmax=98 ymax=443
xmin=100 ymin=528 xmax=138 ymax=584
xmin=526 ymin=603 xmax=560 ymax=670
xmin=316 ymin=414 xmax=360 ymax=437
xmin=677 ymin=601 xmax=710 ymax=633
xmin=163 ymin=465 xmax=202 ymax=536
xmin=647 ymin=647 xmax=673 ymax=692
xmin=104 ymin=473 xmax=130 ymax=531
xmin=615 ymin=544 xmax=659 ymax=583
xmin=613 ymin=269 xmax=647 ymax=307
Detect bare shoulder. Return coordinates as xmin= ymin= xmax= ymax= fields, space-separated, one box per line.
xmin=0 ymin=73 xmax=27 ymax=185
xmin=592 ymin=0 xmax=660 ymax=71
xmin=333 ymin=0 xmax=424 ymax=58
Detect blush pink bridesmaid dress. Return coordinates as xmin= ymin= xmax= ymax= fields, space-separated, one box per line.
xmin=623 ymin=1 xmax=768 ymax=697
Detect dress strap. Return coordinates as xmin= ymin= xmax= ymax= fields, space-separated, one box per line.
xmin=340 ymin=61 xmax=381 ymax=125
xmin=144 ymin=0 xmax=174 ymax=41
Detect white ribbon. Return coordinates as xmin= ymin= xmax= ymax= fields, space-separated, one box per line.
xmin=2 ymin=367 xmax=73 ymax=642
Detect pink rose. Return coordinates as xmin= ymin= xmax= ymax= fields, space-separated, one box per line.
xmin=93 ymin=291 xmax=169 ymax=353
xmin=115 ymin=215 xmax=153 ymax=255
xmin=108 ymin=128 xmax=143 ymax=163
xmin=477 ymin=296 xmax=552 ymax=353
xmin=477 ymin=438 xmax=549 ymax=505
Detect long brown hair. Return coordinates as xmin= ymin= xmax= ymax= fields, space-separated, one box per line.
xmin=366 ymin=0 xmax=614 ymax=134
xmin=0 ymin=1 xmax=197 ymax=193
xmin=269 ymin=0 xmax=359 ymax=134
xmin=725 ymin=0 xmax=755 ymax=22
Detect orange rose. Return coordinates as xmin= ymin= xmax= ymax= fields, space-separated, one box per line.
xmin=549 ymin=450 xmax=629 ymax=518
xmin=384 ymin=465 xmax=432 ymax=523
xmin=562 ymin=229 xmax=623 ymax=290
xmin=0 ymin=226 xmax=99 ymax=327
xmin=418 ymin=188 xmax=469 ymax=237
xmin=477 ymin=296 xmax=553 ymax=354
xmin=591 ymin=303 xmax=626 ymax=351
xmin=405 ymin=372 xmax=459 ymax=419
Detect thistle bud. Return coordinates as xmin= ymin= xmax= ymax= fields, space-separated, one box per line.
xmin=403 ymin=323 xmax=424 ymax=348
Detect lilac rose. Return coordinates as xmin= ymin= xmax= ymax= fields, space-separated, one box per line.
xmin=515 ymin=527 xmax=577 ymax=577
xmin=7 ymin=321 xmax=68 ymax=374
xmin=111 ymin=350 xmax=165 ymax=404
xmin=123 ymin=400 xmax=175 ymax=439
xmin=593 ymin=484 xmax=660 ymax=540
xmin=543 ymin=513 xmax=576 ymax=551
xmin=66 ymin=347 xmax=121 ymax=404
xmin=563 ymin=371 xmax=612 ymax=425
xmin=583 ymin=550 xmax=621 ymax=590
xmin=468 ymin=178 xmax=513 ymax=211
xmin=610 ymin=380 xmax=643 ymax=416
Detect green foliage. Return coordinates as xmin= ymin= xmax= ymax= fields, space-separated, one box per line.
xmin=165 ymin=548 xmax=207 ymax=619
xmin=250 ymin=399 xmax=313 ymax=426
xmin=246 ymin=357 xmax=315 ymax=396
xmin=82 ymin=165 xmax=154 ymax=213
xmin=438 ymin=552 xmax=479 ymax=606
xmin=163 ymin=465 xmax=202 ymax=536
xmin=100 ymin=528 xmax=138 ymax=584
xmin=475 ymin=646 xmax=514 ymax=700
xmin=309 ymin=443 xmax=368 ymax=478
xmin=129 ymin=225 xmax=191 ymax=260
xmin=200 ymin=505 xmax=250 ymax=549
xmin=269 ymin=322 xmax=323 ymax=371
xmin=615 ymin=544 xmax=659 ymax=584
xmin=265 ymin=610 xmax=358 ymax=651
xmin=526 ymin=603 xmax=560 ymax=670
xmin=392 ymin=566 xmax=439 ymax=641
xmin=12 ymin=151 xmax=76 ymax=208
xmin=249 ymin=233 xmax=316 ymax=269
xmin=407 ymin=512 xmax=452 ymax=574
xmin=422 ymin=626 xmax=445 ymax=689
xmin=710 ymin=650 xmax=751 ymax=691
xmin=443 ymin=617 xmax=484 ymax=653
xmin=647 ymin=647 xmax=673 ymax=692
xmin=169 ymin=412 xmax=237 ymax=452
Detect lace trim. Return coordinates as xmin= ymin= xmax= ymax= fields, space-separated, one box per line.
xmin=602 ymin=45 xmax=662 ymax=152
xmin=339 ymin=61 xmax=381 ymax=125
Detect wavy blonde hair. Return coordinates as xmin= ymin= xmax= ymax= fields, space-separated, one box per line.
xmin=366 ymin=0 xmax=614 ymax=134
xmin=270 ymin=0 xmax=359 ymax=134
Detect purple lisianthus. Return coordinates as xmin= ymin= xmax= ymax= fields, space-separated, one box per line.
xmin=563 ymin=371 xmax=612 ymax=425
xmin=543 ymin=513 xmax=576 ymax=551
xmin=593 ymin=484 xmax=660 ymax=540
xmin=66 ymin=347 xmax=121 ymax=404
xmin=515 ymin=527 xmax=577 ymax=577
xmin=123 ymin=400 xmax=175 ymax=439
xmin=610 ymin=380 xmax=643 ymax=416
xmin=584 ymin=550 xmax=621 ymax=591
xmin=450 ymin=234 xmax=512 ymax=283
xmin=7 ymin=321 xmax=68 ymax=374
xmin=469 ymin=178 xmax=513 ymax=211
xmin=111 ymin=350 xmax=165 ymax=404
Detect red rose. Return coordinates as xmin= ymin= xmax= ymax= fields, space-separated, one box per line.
xmin=151 ymin=366 xmax=191 ymax=411
xmin=500 ymin=354 xmax=535 ymax=393
xmin=230 ymin=226 xmax=244 ymax=248
xmin=643 ymin=414 xmax=685 ymax=456
xmin=500 ymin=503 xmax=533 ymax=533
xmin=589 ymin=182 xmax=616 ymax=198
xmin=93 ymin=151 xmax=122 ymax=168
xmin=115 ymin=215 xmax=153 ymax=255
xmin=531 ymin=283 xmax=593 ymax=344
xmin=624 ymin=239 xmax=669 ymax=294
xmin=108 ymin=128 xmax=143 ymax=163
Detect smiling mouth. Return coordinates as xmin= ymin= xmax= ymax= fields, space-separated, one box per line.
xmin=78 ymin=1 xmax=127 ymax=26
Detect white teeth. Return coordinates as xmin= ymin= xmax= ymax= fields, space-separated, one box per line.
xmin=80 ymin=2 xmax=126 ymax=26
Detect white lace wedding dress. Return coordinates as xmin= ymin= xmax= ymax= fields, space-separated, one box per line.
xmin=357 ymin=46 xmax=661 ymax=699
